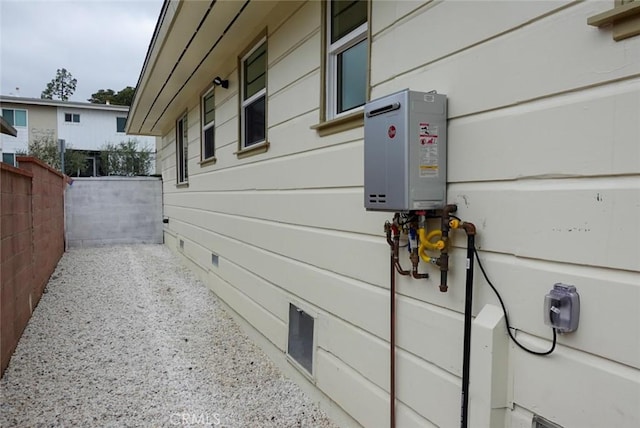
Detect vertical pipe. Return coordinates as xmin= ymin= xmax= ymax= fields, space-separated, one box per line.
xmin=390 ymin=236 xmax=396 ymax=428
xmin=439 ymin=204 xmax=457 ymax=292
xmin=460 ymin=226 xmax=476 ymax=428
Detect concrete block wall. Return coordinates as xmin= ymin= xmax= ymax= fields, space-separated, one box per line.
xmin=0 ymin=157 xmax=66 ymax=377
xmin=64 ymin=177 xmax=163 ymax=248
xmin=18 ymin=157 xmax=66 ymax=299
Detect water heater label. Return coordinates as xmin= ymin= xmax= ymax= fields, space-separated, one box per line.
xmin=419 ymin=124 xmax=438 ymax=177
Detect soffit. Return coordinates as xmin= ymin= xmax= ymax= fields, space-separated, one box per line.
xmin=128 ymin=0 xmax=299 ymax=137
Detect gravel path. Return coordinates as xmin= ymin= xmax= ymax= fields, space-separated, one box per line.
xmin=0 ymin=245 xmax=337 ymax=428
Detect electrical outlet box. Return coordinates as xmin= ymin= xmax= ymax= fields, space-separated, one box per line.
xmin=544 ymin=283 xmax=580 ymax=333
xmin=364 ymin=89 xmax=447 ymax=212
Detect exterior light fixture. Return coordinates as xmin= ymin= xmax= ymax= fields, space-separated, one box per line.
xmin=213 ymin=76 xmax=228 ymax=89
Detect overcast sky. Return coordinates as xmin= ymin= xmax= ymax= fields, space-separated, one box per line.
xmin=0 ymin=0 xmax=163 ymax=103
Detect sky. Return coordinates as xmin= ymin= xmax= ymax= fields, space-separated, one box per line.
xmin=0 ymin=0 xmax=163 ymax=103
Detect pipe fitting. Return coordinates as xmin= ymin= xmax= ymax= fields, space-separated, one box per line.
xmin=410 ymin=249 xmax=429 ymax=279
xmin=460 ymin=222 xmax=476 ymax=236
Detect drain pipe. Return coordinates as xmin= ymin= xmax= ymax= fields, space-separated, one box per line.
xmin=385 ymin=221 xmax=397 ymax=428
xmin=459 ymin=222 xmax=476 ymax=428
xmin=385 ymin=217 xmax=410 ymax=428
xmin=390 ymin=233 xmax=397 ymax=428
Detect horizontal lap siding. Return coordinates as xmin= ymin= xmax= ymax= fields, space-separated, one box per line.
xmin=156 ymin=0 xmax=640 ymax=427
xmin=371 ymin=0 xmax=640 ymax=427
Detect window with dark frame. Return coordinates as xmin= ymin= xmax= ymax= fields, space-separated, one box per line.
xmin=176 ymin=114 xmax=188 ymax=184
xmin=287 ymin=303 xmax=314 ymax=375
xmin=327 ymin=0 xmax=368 ymax=118
xmin=201 ymin=89 xmax=215 ymax=160
xmin=65 ymin=113 xmax=80 ymax=123
xmin=241 ymin=39 xmax=267 ymax=149
xmin=116 ymin=117 xmax=127 ymax=133
xmin=2 ymin=109 xmax=27 ymax=127
xmin=2 ymin=153 xmax=16 ymax=166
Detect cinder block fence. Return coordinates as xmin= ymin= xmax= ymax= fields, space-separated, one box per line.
xmin=1 ymin=157 xmax=66 ymax=377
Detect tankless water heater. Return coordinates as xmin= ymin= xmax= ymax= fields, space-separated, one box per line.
xmin=364 ymin=89 xmax=447 ymax=212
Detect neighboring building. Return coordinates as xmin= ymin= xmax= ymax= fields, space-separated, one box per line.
xmin=128 ymin=1 xmax=640 ymax=428
xmin=0 ymin=96 xmax=156 ymax=174
xmin=0 ymin=115 xmax=17 ymax=138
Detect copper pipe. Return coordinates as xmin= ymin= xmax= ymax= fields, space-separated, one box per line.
xmin=392 ymin=222 xmax=410 ymax=276
xmin=410 ymin=248 xmax=429 ymax=279
xmin=439 ymin=204 xmax=458 ymax=292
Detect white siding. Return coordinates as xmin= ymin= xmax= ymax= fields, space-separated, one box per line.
xmin=56 ymin=107 xmax=155 ymax=152
xmin=156 ymin=1 xmax=640 ymax=427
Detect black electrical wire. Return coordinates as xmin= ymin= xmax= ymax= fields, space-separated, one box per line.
xmin=473 ymin=247 xmax=557 ymax=356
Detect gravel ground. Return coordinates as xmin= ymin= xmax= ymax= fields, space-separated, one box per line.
xmin=0 ymin=245 xmax=337 ymax=428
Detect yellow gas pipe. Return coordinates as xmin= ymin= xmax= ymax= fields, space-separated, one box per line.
xmin=417 ymin=228 xmax=445 ymax=263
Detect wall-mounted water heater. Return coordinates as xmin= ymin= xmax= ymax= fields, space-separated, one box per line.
xmin=364 ymin=89 xmax=447 ymax=211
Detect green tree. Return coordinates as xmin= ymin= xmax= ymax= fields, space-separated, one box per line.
xmin=113 ymin=86 xmax=135 ymax=106
xmin=88 ymin=86 xmax=135 ymax=106
xmin=41 ymin=68 xmax=77 ymax=101
xmin=16 ymin=132 xmax=85 ymax=175
xmin=87 ymin=89 xmax=116 ymax=104
xmin=100 ymin=139 xmax=152 ymax=176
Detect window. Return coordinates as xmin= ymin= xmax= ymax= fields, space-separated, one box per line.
xmin=65 ymin=113 xmax=80 ymax=123
xmin=2 ymin=153 xmax=16 ymax=166
xmin=176 ymin=114 xmax=188 ymax=184
xmin=2 ymin=109 xmax=27 ymax=127
xmin=287 ymin=304 xmax=314 ymax=375
xmin=241 ymin=38 xmax=267 ymax=150
xmin=116 ymin=117 xmax=127 ymax=133
xmin=326 ymin=0 xmax=368 ymax=118
xmin=201 ymin=88 xmax=215 ymax=161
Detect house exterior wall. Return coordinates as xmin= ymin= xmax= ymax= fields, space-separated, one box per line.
xmin=0 ymin=102 xmax=30 ymax=155
xmin=56 ymin=107 xmax=148 ymax=152
xmin=154 ymin=1 xmax=639 ymax=427
xmin=1 ymin=97 xmax=157 ymax=172
xmin=27 ymin=104 xmax=57 ymax=144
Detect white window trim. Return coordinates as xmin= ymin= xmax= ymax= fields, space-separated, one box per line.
xmin=326 ymin=17 xmax=367 ymax=120
xmin=240 ymin=37 xmax=267 ymax=149
xmin=201 ymin=87 xmax=215 ymax=160
xmin=176 ymin=114 xmax=188 ymax=184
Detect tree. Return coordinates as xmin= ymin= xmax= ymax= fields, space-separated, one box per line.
xmin=87 ymin=89 xmax=116 ymax=104
xmin=100 ymin=139 xmax=152 ymax=176
xmin=113 ymin=86 xmax=135 ymax=106
xmin=16 ymin=132 xmax=85 ymax=176
xmin=41 ymin=68 xmax=77 ymax=101
xmin=88 ymin=86 xmax=135 ymax=106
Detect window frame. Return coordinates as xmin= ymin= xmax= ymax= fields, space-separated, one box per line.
xmin=2 ymin=108 xmax=27 ymax=127
xmin=2 ymin=152 xmax=16 ymax=166
xmin=64 ymin=113 xmax=80 ymax=123
xmin=176 ymin=113 xmax=188 ymax=185
xmin=116 ymin=117 xmax=127 ymax=133
xmin=325 ymin=0 xmax=369 ymax=120
xmin=200 ymin=87 xmax=216 ymax=163
xmin=238 ymin=35 xmax=269 ymax=157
